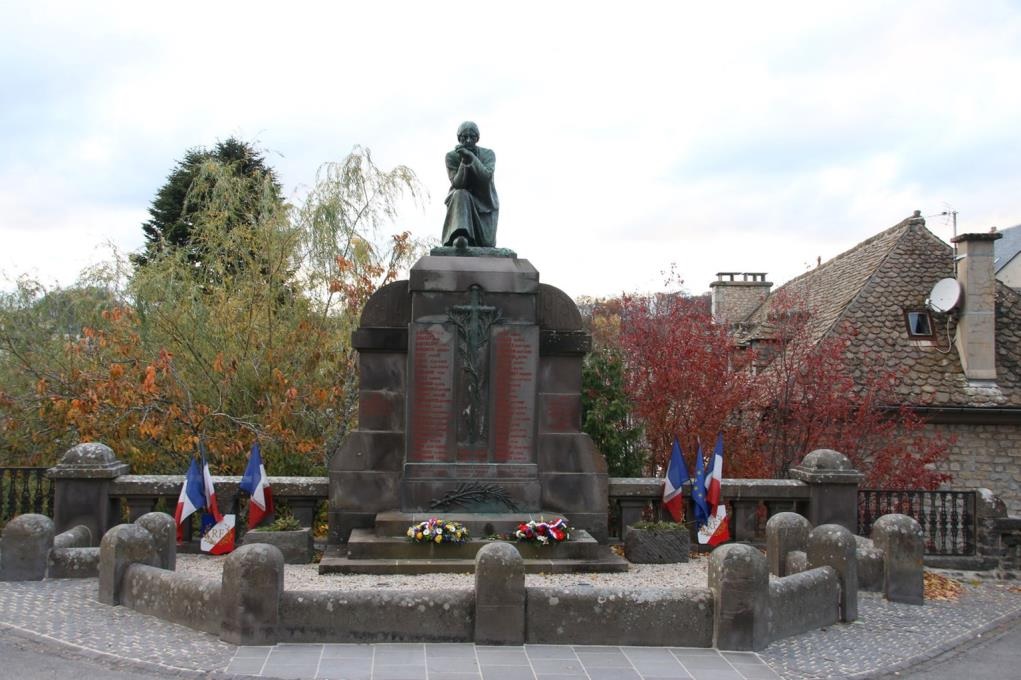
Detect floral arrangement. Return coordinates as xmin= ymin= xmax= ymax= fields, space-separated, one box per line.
xmin=406 ymin=518 xmax=470 ymax=544
xmin=514 ymin=517 xmax=570 ymax=545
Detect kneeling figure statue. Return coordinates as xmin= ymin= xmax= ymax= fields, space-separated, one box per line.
xmin=442 ymin=121 xmax=499 ymax=248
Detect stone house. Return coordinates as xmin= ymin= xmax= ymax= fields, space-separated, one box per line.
xmin=711 ymin=211 xmax=1021 ymax=512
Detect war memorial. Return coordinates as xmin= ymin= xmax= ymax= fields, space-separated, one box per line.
xmin=3 ymin=124 xmax=1021 ymax=675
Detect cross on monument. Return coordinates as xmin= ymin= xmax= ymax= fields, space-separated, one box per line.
xmin=448 ymin=284 xmax=501 ymax=445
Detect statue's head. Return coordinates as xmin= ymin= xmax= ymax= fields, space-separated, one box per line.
xmin=457 ymin=121 xmax=480 ymax=148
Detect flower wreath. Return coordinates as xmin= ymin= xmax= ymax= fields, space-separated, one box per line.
xmin=514 ymin=518 xmax=570 ymax=544
xmin=406 ymin=518 xmax=470 ymax=544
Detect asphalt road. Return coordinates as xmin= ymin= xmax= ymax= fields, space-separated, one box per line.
xmin=0 ymin=630 xmax=178 ymax=679
xmin=880 ymin=617 xmax=1021 ymax=679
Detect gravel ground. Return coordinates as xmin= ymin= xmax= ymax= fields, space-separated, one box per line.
xmin=175 ymin=552 xmax=712 ymax=591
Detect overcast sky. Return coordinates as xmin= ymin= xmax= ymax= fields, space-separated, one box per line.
xmin=2 ymin=1 xmax=1020 ymax=298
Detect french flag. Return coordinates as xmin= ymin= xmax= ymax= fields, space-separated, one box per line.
xmin=174 ymin=458 xmax=206 ymax=543
xmin=661 ymin=437 xmax=689 ymax=523
xmin=697 ymin=433 xmax=731 ymax=546
xmin=239 ymin=442 xmax=274 ymax=529
xmin=200 ymin=452 xmax=223 ymax=523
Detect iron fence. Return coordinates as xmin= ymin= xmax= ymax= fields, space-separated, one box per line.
xmin=0 ymin=467 xmax=54 ymax=526
xmin=858 ymin=489 xmax=976 ymax=556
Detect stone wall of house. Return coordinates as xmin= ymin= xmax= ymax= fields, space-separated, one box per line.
xmin=930 ymin=422 xmax=1021 ymax=514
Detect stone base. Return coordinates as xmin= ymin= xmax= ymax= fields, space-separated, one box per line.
xmin=242 ymin=528 xmax=314 ymax=564
xmin=318 ymin=542 xmax=628 ymax=575
xmin=624 ymin=527 xmax=691 ymax=564
xmin=372 ymin=510 xmax=567 ymax=538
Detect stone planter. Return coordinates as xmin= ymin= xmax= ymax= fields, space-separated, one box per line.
xmin=624 ymin=526 xmax=690 ymax=564
xmin=242 ymin=527 xmax=313 ymax=564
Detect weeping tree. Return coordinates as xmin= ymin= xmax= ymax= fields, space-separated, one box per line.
xmin=0 ymin=145 xmax=426 ymax=475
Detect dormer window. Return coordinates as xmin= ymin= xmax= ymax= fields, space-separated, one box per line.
xmin=904 ymin=310 xmax=934 ymax=339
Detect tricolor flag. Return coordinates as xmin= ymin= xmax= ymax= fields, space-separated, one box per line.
xmin=661 ymin=437 xmax=689 ymax=523
xmin=174 ymin=458 xmax=206 ymax=543
xmin=200 ymin=450 xmax=223 ymax=523
xmin=239 ymin=441 xmax=274 ymax=529
xmin=200 ymin=514 xmax=236 ymax=555
xmin=697 ymin=433 xmax=731 ymax=546
xmin=198 ymin=446 xmax=233 ymax=554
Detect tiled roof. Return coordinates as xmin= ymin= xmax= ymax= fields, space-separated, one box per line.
xmin=994 ymin=223 xmax=1021 ymax=274
xmin=740 ymin=214 xmax=1021 ymax=408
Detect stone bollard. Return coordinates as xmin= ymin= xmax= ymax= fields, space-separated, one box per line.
xmin=766 ymin=512 xmax=811 ymax=577
xmin=98 ymin=523 xmax=158 ymax=605
xmin=854 ymin=536 xmax=885 ymax=592
xmin=221 ymin=543 xmax=284 ymax=645
xmin=0 ymin=514 xmax=55 ymax=581
xmin=709 ymin=543 xmax=769 ymax=651
xmin=54 ymin=525 xmax=92 ymax=549
xmin=807 ymin=524 xmax=858 ymax=622
xmin=474 ymin=542 xmax=525 ymax=645
xmin=135 ymin=512 xmax=177 ymax=571
xmin=871 ymin=514 xmax=924 ymax=605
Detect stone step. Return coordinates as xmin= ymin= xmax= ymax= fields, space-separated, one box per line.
xmin=372 ymin=510 xmax=569 ymax=538
xmin=318 ymin=545 xmax=629 ymax=575
xmin=345 ymin=529 xmax=602 ymax=560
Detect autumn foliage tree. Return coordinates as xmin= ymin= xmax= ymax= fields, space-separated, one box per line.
xmin=616 ymin=293 xmax=758 ymax=477
xmin=614 ymin=289 xmax=950 ymax=489
xmin=0 ymin=145 xmax=424 ymax=475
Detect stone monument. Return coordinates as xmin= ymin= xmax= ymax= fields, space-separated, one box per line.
xmin=323 ymin=125 xmax=616 ymax=573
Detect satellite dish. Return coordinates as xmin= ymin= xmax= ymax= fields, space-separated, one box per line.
xmin=927 ymin=278 xmax=962 ymax=313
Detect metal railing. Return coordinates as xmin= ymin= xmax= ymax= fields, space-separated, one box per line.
xmin=858 ymin=489 xmax=977 ymax=556
xmin=0 ymin=467 xmax=54 ymax=526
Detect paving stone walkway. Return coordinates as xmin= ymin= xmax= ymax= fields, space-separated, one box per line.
xmin=1 ymin=577 xmax=1019 ymax=679
xmin=225 ymin=643 xmax=781 ymax=680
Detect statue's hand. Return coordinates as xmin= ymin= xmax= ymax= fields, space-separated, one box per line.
xmin=457 ymin=147 xmax=475 ymax=163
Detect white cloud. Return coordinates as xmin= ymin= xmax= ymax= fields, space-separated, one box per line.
xmin=1 ymin=1 xmax=1021 ymax=295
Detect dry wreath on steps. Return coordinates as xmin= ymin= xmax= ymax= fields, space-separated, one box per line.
xmin=515 ymin=518 xmax=570 ymax=544
xmin=406 ymin=518 xmax=470 ymax=544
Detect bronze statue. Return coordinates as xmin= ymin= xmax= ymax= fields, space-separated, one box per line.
xmin=442 ymin=121 xmax=499 ymax=248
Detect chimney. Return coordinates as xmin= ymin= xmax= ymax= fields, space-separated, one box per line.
xmin=710 ymin=272 xmax=772 ymax=324
xmin=951 ymin=232 xmax=1002 ymax=380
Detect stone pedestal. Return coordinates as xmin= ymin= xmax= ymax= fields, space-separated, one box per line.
xmin=329 ymin=254 xmax=608 ymax=545
xmin=790 ymin=449 xmax=863 ymax=534
xmin=47 ymin=443 xmax=129 ymax=544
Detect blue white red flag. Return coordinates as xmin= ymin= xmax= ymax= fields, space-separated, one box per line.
xmin=239 ymin=441 xmax=274 ymax=529
xmin=697 ymin=433 xmax=731 ymax=546
xmin=200 ymin=514 xmax=236 ymax=554
xmin=174 ymin=458 xmax=206 ymax=543
xmin=661 ymin=437 xmax=689 ymax=522
xmin=200 ymin=451 xmax=223 ymax=523
xmin=692 ymin=440 xmax=711 ymax=529
xmin=198 ymin=446 xmax=231 ymax=553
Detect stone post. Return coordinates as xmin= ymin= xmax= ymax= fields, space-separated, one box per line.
xmin=220 ymin=543 xmax=284 ymax=645
xmin=0 ymin=514 xmax=55 ymax=581
xmin=766 ymin=512 xmax=811 ymax=577
xmin=709 ymin=543 xmax=769 ymax=651
xmin=98 ymin=523 xmax=158 ymax=605
xmin=807 ymin=524 xmax=858 ymax=622
xmin=136 ymin=512 xmax=177 ymax=571
xmin=474 ymin=542 xmax=525 ymax=645
xmin=871 ymin=514 xmax=924 ymax=605
xmin=975 ymin=488 xmax=1008 ymax=570
xmin=47 ymin=442 xmax=129 ymax=544
xmin=790 ymin=450 xmax=863 ymax=533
